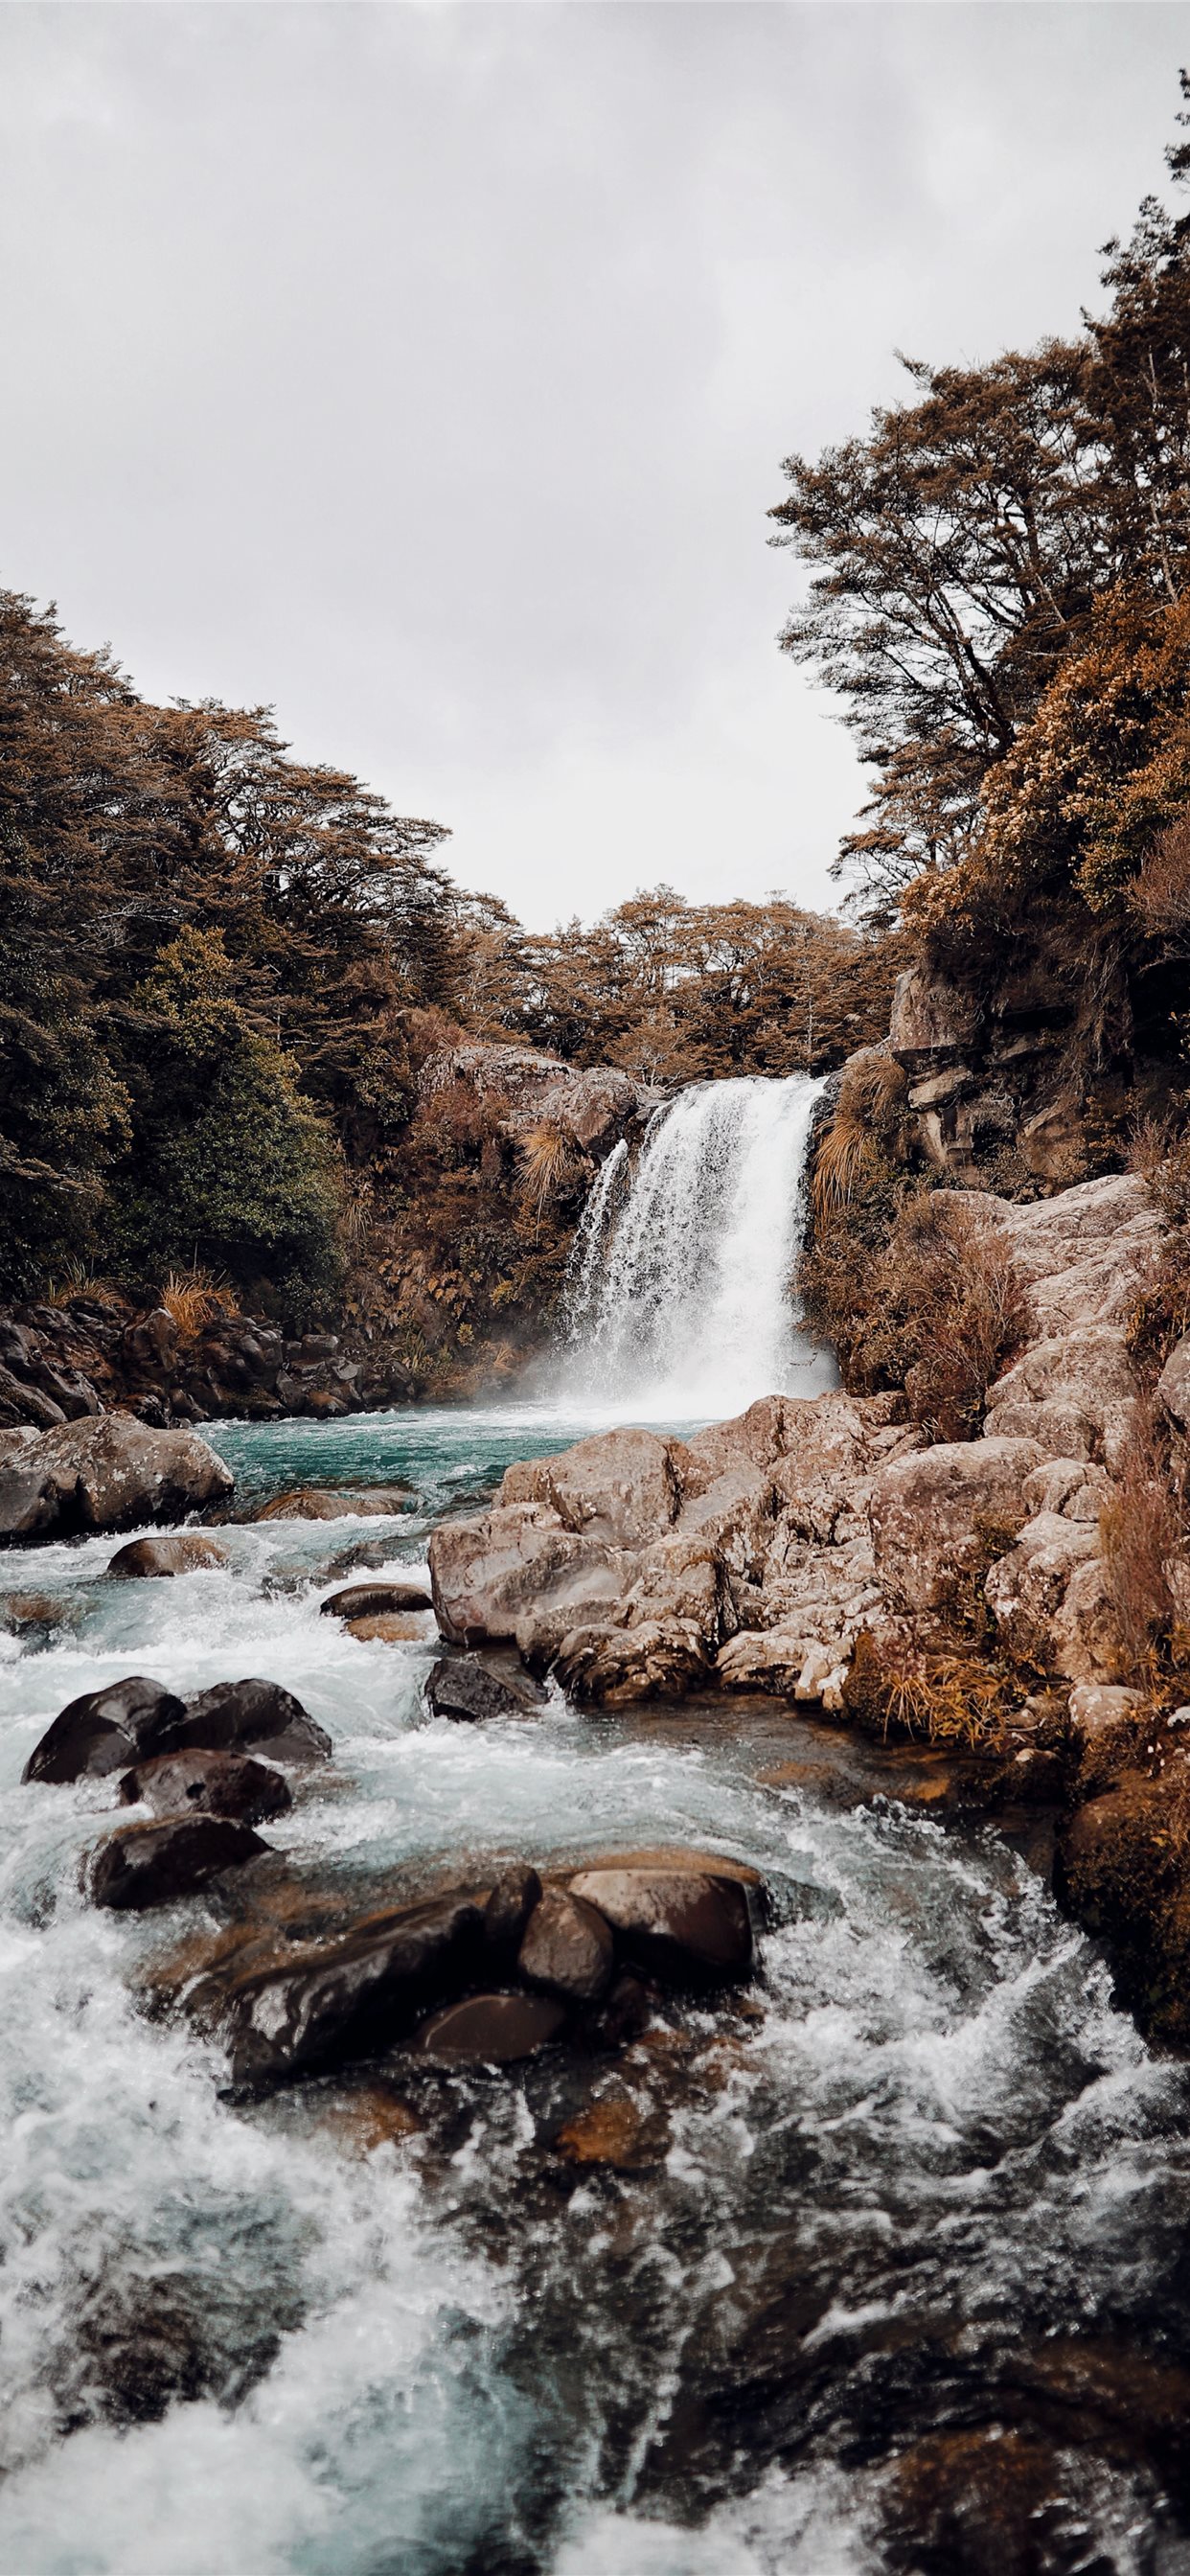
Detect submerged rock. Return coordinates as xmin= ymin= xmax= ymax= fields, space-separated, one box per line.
xmin=0 ymin=1414 xmax=233 ymax=1543
xmin=424 ymin=1658 xmax=544 ymax=1723
xmin=320 ymin=1580 xmax=432 ymax=1619
xmin=554 ymin=2092 xmax=669 ymax=2171
xmin=251 ymin=1485 xmax=411 ymax=1523
xmin=219 ymin=1894 xmax=485 ymax=2085
xmin=517 ymin=1889 xmax=615 ymax=2005
xmin=106 ymin=1534 xmax=230 ymax=1579
xmin=411 ymin=1990 xmax=568 ymax=2065
xmin=88 ymin=1814 xmax=267 ymax=1910
xmin=23 ymin=1675 xmax=186 ymax=1783
xmin=118 ymin=1748 xmax=292 ymax=1825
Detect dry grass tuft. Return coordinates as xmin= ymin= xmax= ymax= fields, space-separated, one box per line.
xmin=843 ymin=1626 xmax=1010 ymax=1748
xmin=1099 ymin=1402 xmax=1184 ymax=1678
xmin=160 ymin=1270 xmax=227 ymax=1335
xmin=517 ymin=1118 xmax=580 ymax=1218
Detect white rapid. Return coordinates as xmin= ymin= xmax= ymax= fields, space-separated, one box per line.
xmin=561 ymin=1073 xmax=835 ymax=1417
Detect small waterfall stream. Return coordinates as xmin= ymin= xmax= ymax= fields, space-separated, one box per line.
xmin=561 ymin=1073 xmax=835 ymax=1416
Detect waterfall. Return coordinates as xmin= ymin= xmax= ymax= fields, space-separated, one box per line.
xmin=560 ymin=1073 xmax=835 ymax=1418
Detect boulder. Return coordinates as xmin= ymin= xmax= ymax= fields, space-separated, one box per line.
xmin=0 ymin=1414 xmax=233 ymax=1543
xmin=1064 ymin=1682 xmax=1144 ymax=1795
xmin=23 ymin=1675 xmax=186 ymax=1784
xmin=0 ymin=1365 xmax=66 ymax=1429
xmin=567 ymin=1866 xmax=752 ymax=1985
xmin=498 ymin=1427 xmax=681 ymax=1546
xmin=869 ymin=1435 xmax=1044 ymax=1609
xmin=983 ymin=1323 xmax=1138 ymax=1465
xmin=551 ymin=1617 xmax=712 ymax=1706
xmin=106 ymin=1534 xmax=230 ymax=1579
xmin=429 ymin=1504 xmax=627 ymax=1647
xmin=483 ymin=1865 xmax=543 ymax=1958
xmin=148 ymin=1678 xmax=332 ymax=1766
xmin=1020 ymin=1458 xmax=1110 ymax=1521
xmin=411 ymin=1991 xmax=568 ymax=2065
xmin=320 ymin=1581 xmax=432 ymax=1620
xmin=251 ymin=1485 xmax=411 ymax=1522
xmin=425 ymin=1659 xmax=543 ymax=1723
xmin=88 ymin=1815 xmax=267 ymax=1911
xmin=118 ymin=1748 xmax=292 ymax=1825
xmin=516 ymin=1889 xmax=614 ymax=2004
xmin=1049 ymin=1556 xmax=1123 ymax=1685
xmin=624 ymin=1533 xmax=737 ymax=1644
xmin=983 ymin=1512 xmax=1101 ymax=1666
xmin=1157 ymin=1334 xmax=1190 ymax=1431
xmin=219 ymin=1894 xmax=484 ymax=2085
xmin=679 ymin=1395 xmax=791 ymax=1489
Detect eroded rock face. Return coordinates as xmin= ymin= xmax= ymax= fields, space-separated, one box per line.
xmin=0 ymin=1414 xmax=233 ymax=1543
xmin=500 ymin=1427 xmax=682 ymax=1547
xmin=551 ymin=1618 xmax=713 ymax=1706
xmin=88 ymin=1815 xmax=267 ymax=1911
xmin=869 ymin=1437 xmax=1043 ymax=1611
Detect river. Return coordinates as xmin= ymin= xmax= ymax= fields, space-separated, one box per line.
xmin=4 ymin=1076 xmax=1190 ymax=2572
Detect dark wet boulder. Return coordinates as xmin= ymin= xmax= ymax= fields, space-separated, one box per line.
xmin=147 ymin=1677 xmax=332 ymax=1766
xmin=88 ymin=1814 xmax=267 ymax=1911
xmin=411 ymin=1991 xmax=568 ymax=2065
xmin=424 ymin=1658 xmax=543 ymax=1724
xmin=118 ymin=1748 xmax=292 ymax=1825
xmin=219 ymin=1894 xmax=485 ymax=2085
xmin=517 ymin=1889 xmax=614 ymax=2005
xmin=251 ymin=1485 xmax=411 ymax=1523
xmin=567 ymin=1865 xmax=753 ymax=1986
xmin=0 ymin=1414 xmax=233 ymax=1542
xmin=23 ymin=1675 xmax=186 ymax=1784
xmin=320 ymin=1580 xmax=432 ymax=1619
xmin=106 ymin=1534 xmax=230 ymax=1579
xmin=483 ymin=1864 xmax=542 ymax=1960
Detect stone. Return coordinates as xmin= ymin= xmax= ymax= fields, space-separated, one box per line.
xmin=679 ymin=1394 xmax=792 ymax=1488
xmin=516 ymin=1889 xmax=615 ymax=2004
xmin=498 ymin=1427 xmax=681 ymax=1546
xmin=554 ymin=2094 xmax=669 ymax=2171
xmin=1049 ymin=1556 xmax=1122 ymax=1684
xmin=0 ymin=1365 xmax=66 ymax=1428
xmin=429 ymin=1504 xmax=627 ymax=1647
xmin=319 ymin=1580 xmax=432 ymax=1619
xmin=118 ymin=1748 xmax=292 ymax=1825
xmin=410 ymin=1990 xmax=568 ymax=2065
xmin=671 ymin=1463 xmax=776 ymax=1584
xmin=147 ymin=1677 xmax=332 ymax=1766
xmin=251 ymin=1485 xmax=411 ymax=1522
xmin=2 ymin=1590 xmax=77 ymax=1636
xmin=425 ymin=1659 xmax=544 ymax=1723
xmin=23 ymin=1674 xmax=186 ymax=1784
xmin=624 ymin=1533 xmax=737 ymax=1644
xmin=483 ymin=1865 xmax=543 ymax=1958
xmin=1157 ymin=1333 xmax=1190 ymax=1430
xmin=106 ymin=1534 xmax=230 ymax=1579
xmin=869 ymin=1435 xmax=1044 ymax=1609
xmin=221 ymin=1895 xmax=485 ymax=2084
xmin=0 ymin=1414 xmax=233 ymax=1543
xmin=551 ymin=1617 xmax=712 ymax=1705
xmin=88 ymin=1814 xmax=267 ymax=1911
xmin=567 ymin=1867 xmax=752 ymax=1986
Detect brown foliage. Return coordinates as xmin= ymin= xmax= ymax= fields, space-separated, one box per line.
xmin=843 ymin=1628 xmax=1012 ymax=1749
xmin=1099 ymin=1404 xmax=1185 ymax=1678
xmin=1133 ymin=810 xmax=1190 ymax=952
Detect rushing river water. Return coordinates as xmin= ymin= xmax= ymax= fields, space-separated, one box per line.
xmin=4 ymin=1406 xmax=1190 ymax=2576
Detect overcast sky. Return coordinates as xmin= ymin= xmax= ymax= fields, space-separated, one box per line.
xmin=1 ymin=4 xmax=1185 ymax=926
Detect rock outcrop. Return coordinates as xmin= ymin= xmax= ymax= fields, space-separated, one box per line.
xmin=427 ymin=1171 xmax=1164 ymax=1714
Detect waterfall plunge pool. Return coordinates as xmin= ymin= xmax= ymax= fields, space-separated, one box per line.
xmin=5 ymin=1407 xmax=1190 ymax=2576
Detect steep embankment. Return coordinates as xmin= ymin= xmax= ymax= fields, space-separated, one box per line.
xmin=0 ymin=1042 xmax=652 ymax=1429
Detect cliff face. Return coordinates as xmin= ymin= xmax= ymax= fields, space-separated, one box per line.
xmin=889 ymin=957 xmax=1102 ymax=1185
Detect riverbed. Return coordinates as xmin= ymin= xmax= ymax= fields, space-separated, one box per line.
xmin=3 ymin=1408 xmax=1190 ymax=2576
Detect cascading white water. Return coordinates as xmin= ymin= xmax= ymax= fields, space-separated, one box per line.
xmin=561 ymin=1072 xmax=836 ymax=1418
